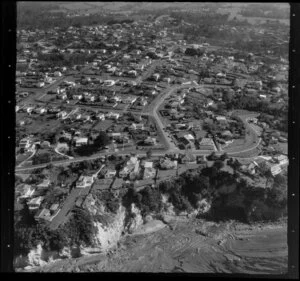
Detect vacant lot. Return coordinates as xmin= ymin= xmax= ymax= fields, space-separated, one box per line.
xmin=92 ymin=120 xmax=114 ymax=131
xmin=17 ymin=113 xmax=63 ymax=136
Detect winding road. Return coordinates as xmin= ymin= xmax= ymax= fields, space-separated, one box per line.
xmin=15 ymin=80 xmax=263 ymax=172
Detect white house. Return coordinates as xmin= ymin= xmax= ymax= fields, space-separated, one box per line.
xmin=131 ymin=123 xmax=144 ymax=130
xmin=36 ymin=81 xmax=45 ymax=88
xmin=103 ymin=80 xmax=115 ymax=87
xmin=28 ymin=196 xmax=44 ymax=210
xmin=269 ymin=164 xmax=282 ymax=176
xmin=37 ymin=179 xmax=51 ymax=189
xmin=72 ymin=94 xmax=83 ymax=100
xmin=97 ymin=113 xmax=106 ymax=120
xmin=54 ymin=71 xmax=62 ymax=77
xmin=153 ymin=73 xmax=160 ymax=81
xmin=144 ymin=137 xmax=157 ymax=145
xmin=216 ymin=116 xmax=227 ymax=122
xmin=19 ymin=138 xmax=31 ymax=150
xmin=76 ymin=175 xmax=94 ymax=188
xmin=105 ymin=169 xmax=117 ymax=178
xmin=35 ymin=107 xmax=47 ymax=114
xmin=26 ymin=106 xmax=34 ymax=114
xmin=56 ymin=111 xmax=68 ymax=119
xmin=184 ymin=134 xmax=195 ymax=142
xmin=75 ymin=137 xmax=88 ymax=147
xmin=106 ymin=112 xmax=120 ymax=120
xmin=275 ymin=155 xmax=288 ymax=166
xmin=18 ymin=184 xmax=35 ymax=199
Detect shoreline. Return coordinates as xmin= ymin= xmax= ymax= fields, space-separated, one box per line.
xmin=18 ymin=217 xmax=287 ymax=273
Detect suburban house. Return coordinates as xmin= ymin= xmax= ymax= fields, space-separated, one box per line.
xmin=19 ymin=138 xmax=32 ymax=150
xmin=245 ymin=161 xmax=259 ymax=175
xmin=184 ymin=134 xmax=195 ymax=142
xmin=274 ymin=155 xmax=288 ymax=166
xmin=199 ymin=138 xmax=216 ymax=150
xmin=27 ymin=196 xmax=44 ymax=210
xmin=122 ymin=96 xmax=137 ymax=104
xmin=106 ymin=112 xmax=120 ymax=120
xmin=72 ymin=94 xmax=83 ymax=100
xmin=268 ymin=163 xmax=282 ymax=176
xmin=97 ymin=113 xmax=106 ymax=120
xmin=54 ymin=71 xmax=62 ymax=77
xmin=144 ymin=136 xmax=157 ymax=146
xmin=105 ymin=169 xmax=117 ymax=178
xmin=131 ymin=123 xmax=144 ymax=130
xmin=221 ymin=130 xmax=233 ymax=140
xmin=37 ymin=179 xmax=51 ymax=189
xmin=17 ymin=184 xmax=36 ymax=199
xmin=143 ymin=161 xmax=156 ymax=179
xmin=56 ymin=111 xmax=68 ymax=119
xmin=35 ymin=207 xmax=60 ymax=222
xmin=76 ymin=175 xmax=94 ymax=188
xmin=74 ymin=137 xmax=88 ymax=147
xmin=215 ymin=116 xmax=227 ymax=123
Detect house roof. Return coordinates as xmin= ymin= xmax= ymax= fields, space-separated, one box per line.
xmin=200 ymin=138 xmax=215 ymax=146
xmin=221 ymin=130 xmax=233 ymax=136
xmin=144 ymin=161 xmax=153 ymax=168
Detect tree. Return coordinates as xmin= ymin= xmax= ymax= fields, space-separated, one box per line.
xmin=93 ymin=131 xmax=110 ymax=148
xmin=32 ymin=152 xmax=51 ymax=165
xmin=273 ymin=174 xmax=286 ymax=187
xmin=146 ymin=149 xmax=152 ymax=159
xmin=213 ymin=160 xmax=225 ymax=170
xmin=16 ymin=202 xmax=36 ymax=228
xmin=207 ymin=151 xmax=218 ymax=161
xmin=62 ymin=208 xmax=96 ymax=247
xmin=219 ymin=153 xmax=229 ymax=161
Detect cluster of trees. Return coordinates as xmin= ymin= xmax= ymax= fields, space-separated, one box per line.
xmin=221 ymin=93 xmax=288 ymax=133
xmin=202 ymin=116 xmax=245 ymax=138
xmin=32 ymin=152 xmax=51 ymax=165
xmin=74 ymin=131 xmax=111 ymax=157
xmin=17 ymin=2 xmax=119 ymax=30
xmin=14 ymin=203 xmax=68 ymax=256
xmin=61 ymin=208 xmax=96 ymax=247
xmin=14 ymin=204 xmax=97 ymax=257
xmin=141 ymin=156 xmax=286 ymax=223
xmin=107 ymin=19 xmax=134 ymax=25
xmin=122 ymin=186 xmax=163 ymax=216
xmin=185 ymin=47 xmax=205 ymax=57
xmin=37 ymin=52 xmax=97 ymax=68
xmin=94 ymin=190 xmax=121 ymax=214
xmin=239 ymin=4 xmax=289 ymax=19
xmin=230 ymin=38 xmax=289 ymax=57
xmin=258 ymin=112 xmax=288 ymax=133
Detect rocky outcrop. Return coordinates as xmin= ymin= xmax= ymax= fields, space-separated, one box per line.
xmin=197 ymin=199 xmax=211 ymax=214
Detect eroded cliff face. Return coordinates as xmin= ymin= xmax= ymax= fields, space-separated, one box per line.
xmin=126 ymin=203 xmax=144 ymax=234
xmin=14 ymin=244 xmax=70 ymax=270
xmin=16 ymin=194 xmax=196 ymax=270
xmin=92 ymin=205 xmax=126 ymax=252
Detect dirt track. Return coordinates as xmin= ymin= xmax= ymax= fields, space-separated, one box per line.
xmin=33 ymin=218 xmax=287 ymax=273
